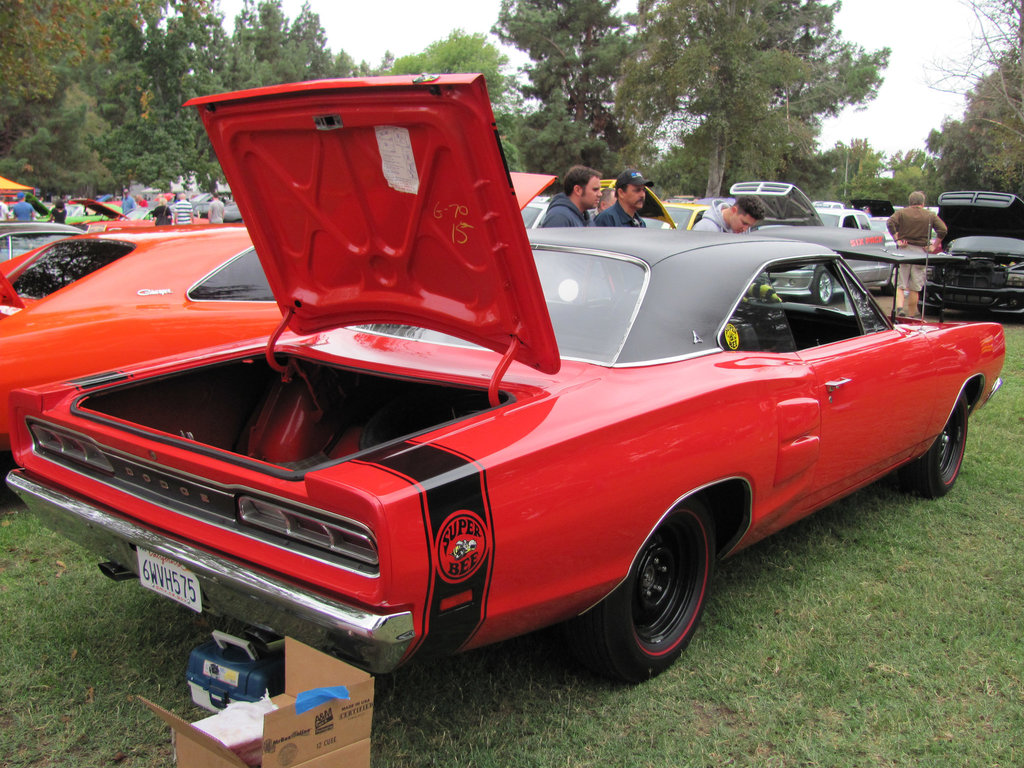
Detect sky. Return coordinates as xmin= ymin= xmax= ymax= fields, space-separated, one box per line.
xmin=218 ymin=0 xmax=981 ymax=157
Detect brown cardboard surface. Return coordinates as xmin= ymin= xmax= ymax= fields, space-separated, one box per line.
xmin=141 ymin=637 xmax=373 ymax=768
xmin=298 ymin=739 xmax=371 ymax=767
xmin=139 ymin=697 xmax=249 ymax=768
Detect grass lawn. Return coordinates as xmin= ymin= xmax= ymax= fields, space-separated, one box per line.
xmin=1 ymin=323 xmax=1021 ymax=768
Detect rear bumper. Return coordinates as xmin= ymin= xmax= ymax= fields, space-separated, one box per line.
xmin=6 ymin=469 xmax=414 ymax=674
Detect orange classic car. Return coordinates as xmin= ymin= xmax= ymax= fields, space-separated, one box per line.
xmin=0 ymin=226 xmax=281 ymax=450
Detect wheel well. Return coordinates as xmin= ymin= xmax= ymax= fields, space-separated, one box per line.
xmin=962 ymin=374 xmax=985 ymax=414
xmin=690 ymin=479 xmax=751 ymax=558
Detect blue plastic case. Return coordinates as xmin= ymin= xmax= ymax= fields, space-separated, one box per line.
xmin=186 ymin=630 xmax=285 ymax=712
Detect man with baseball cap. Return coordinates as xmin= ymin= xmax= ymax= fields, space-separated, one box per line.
xmin=593 ymin=169 xmax=649 ymax=227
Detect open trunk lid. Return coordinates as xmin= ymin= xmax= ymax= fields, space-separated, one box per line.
xmin=186 ymin=75 xmax=559 ymax=375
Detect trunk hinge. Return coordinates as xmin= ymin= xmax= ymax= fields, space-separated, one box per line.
xmin=265 ymin=307 xmax=295 ymax=375
xmin=488 ymin=336 xmax=520 ymax=408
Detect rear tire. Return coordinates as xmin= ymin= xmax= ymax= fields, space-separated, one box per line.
xmin=563 ymin=500 xmax=715 ymax=682
xmin=899 ymin=395 xmax=968 ymax=498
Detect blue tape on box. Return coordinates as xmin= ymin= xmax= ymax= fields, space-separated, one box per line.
xmin=294 ymin=686 xmax=350 ymax=714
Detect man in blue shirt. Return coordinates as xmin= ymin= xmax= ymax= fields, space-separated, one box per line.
xmin=11 ymin=192 xmax=35 ymax=222
xmin=593 ymin=170 xmax=648 ymax=227
xmin=120 ymin=189 xmax=136 ymax=215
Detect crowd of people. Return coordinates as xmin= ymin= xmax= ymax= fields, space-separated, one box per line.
xmin=8 ymin=163 xmax=942 ymax=317
xmin=537 ymin=164 xmax=769 ymax=232
xmin=538 ymin=164 xmax=945 ymax=319
xmin=1 ymin=188 xmax=228 ymax=225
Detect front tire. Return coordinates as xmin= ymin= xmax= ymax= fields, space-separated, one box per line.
xmin=899 ymin=395 xmax=968 ymax=498
xmin=563 ymin=500 xmax=715 ymax=682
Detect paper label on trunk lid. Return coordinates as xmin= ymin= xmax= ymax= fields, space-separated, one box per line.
xmin=375 ymin=126 xmax=419 ymax=194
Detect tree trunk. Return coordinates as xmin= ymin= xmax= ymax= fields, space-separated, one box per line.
xmin=705 ymin=134 xmax=727 ymax=197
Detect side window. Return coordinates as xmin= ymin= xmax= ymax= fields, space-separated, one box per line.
xmin=837 ymin=260 xmax=889 ymax=334
xmin=720 ymin=270 xmax=797 ymax=353
xmin=11 ymin=233 xmax=71 ymax=258
xmin=730 ymin=260 xmax=872 ymax=351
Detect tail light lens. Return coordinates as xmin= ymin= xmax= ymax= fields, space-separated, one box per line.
xmin=28 ymin=421 xmax=114 ymax=474
xmin=237 ymin=495 xmax=378 ymax=567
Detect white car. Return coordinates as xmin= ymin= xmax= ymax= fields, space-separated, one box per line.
xmin=814 ymin=206 xmax=872 ymax=231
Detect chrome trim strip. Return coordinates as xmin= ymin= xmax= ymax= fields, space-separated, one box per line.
xmin=7 ymin=470 xmax=414 ymax=674
xmin=25 ymin=418 xmax=379 ymax=577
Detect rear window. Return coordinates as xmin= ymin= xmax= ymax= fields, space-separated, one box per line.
xmin=12 ymin=239 xmax=135 ymax=299
xmin=187 ymin=248 xmax=274 ymax=302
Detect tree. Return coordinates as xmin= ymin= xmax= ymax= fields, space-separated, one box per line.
xmin=0 ymin=0 xmax=138 ymax=192
xmin=0 ymin=0 xmax=134 ymax=103
xmin=86 ymin=1 xmax=231 ymax=192
xmin=621 ymin=0 xmax=889 ymax=196
xmin=494 ymin=0 xmax=634 ymax=175
xmin=225 ymin=0 xmax=352 ymax=90
xmin=392 ymin=30 xmax=513 ymax=105
xmin=931 ymin=75 xmax=1024 ymax=194
xmin=391 ymin=30 xmax=523 ymax=167
xmin=927 ymin=1 xmax=1024 ymax=192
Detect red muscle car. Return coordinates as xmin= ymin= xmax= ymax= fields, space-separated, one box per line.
xmin=7 ymin=76 xmax=1005 ymax=682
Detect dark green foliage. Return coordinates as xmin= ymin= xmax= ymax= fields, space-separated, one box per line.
xmin=494 ymin=0 xmax=634 ymax=175
xmin=1 ymin=0 xmax=366 ymax=195
xmin=932 ymin=67 xmax=1024 ymax=195
xmin=391 ymin=30 xmax=524 ymax=168
xmin=622 ymin=0 xmax=889 ymax=196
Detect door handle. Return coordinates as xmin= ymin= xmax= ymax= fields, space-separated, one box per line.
xmin=825 ymin=378 xmax=851 ymax=392
xmin=824 ymin=377 xmax=851 ymax=402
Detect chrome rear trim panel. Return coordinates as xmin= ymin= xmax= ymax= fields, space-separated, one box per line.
xmin=6 ymin=469 xmax=414 ymax=673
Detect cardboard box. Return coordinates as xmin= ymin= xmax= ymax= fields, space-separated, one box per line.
xmin=142 ymin=637 xmax=373 ymax=768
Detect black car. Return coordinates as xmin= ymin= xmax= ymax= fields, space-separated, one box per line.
xmin=925 ymin=191 xmax=1024 ymax=315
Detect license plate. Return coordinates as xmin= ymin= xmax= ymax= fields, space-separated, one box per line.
xmin=137 ymin=548 xmax=203 ymax=613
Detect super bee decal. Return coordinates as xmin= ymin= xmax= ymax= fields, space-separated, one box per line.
xmin=357 ymin=441 xmax=494 ymax=659
xmin=436 ymin=511 xmax=488 ymax=583
xmin=723 ymin=323 xmax=740 ymax=350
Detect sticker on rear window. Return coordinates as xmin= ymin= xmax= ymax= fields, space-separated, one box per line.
xmin=376 ymin=125 xmax=419 ymax=195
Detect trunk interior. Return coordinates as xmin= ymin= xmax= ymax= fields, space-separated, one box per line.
xmin=76 ymin=356 xmax=495 ymax=470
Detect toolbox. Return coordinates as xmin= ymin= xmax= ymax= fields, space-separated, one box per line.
xmin=187 ymin=630 xmax=285 ymax=712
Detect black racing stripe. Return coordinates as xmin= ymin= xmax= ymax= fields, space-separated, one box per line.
xmin=361 ymin=440 xmax=494 ymax=659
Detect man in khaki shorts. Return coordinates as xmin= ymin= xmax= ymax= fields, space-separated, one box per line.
xmin=887 ymin=191 xmax=947 ymax=319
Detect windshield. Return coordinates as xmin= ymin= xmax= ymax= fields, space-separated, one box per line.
xmin=358 ymin=248 xmax=647 ymax=365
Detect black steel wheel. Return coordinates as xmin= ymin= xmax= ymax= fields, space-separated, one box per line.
xmin=899 ymin=395 xmax=968 ymax=498
xmin=563 ymin=499 xmax=715 ymax=682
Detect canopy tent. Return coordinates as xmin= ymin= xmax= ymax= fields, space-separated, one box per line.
xmin=0 ymin=175 xmax=33 ymax=192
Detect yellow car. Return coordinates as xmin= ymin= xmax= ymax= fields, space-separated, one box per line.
xmin=664 ymin=202 xmax=710 ymax=230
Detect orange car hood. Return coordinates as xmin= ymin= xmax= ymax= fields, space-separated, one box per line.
xmin=186 ymin=75 xmax=560 ymax=374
